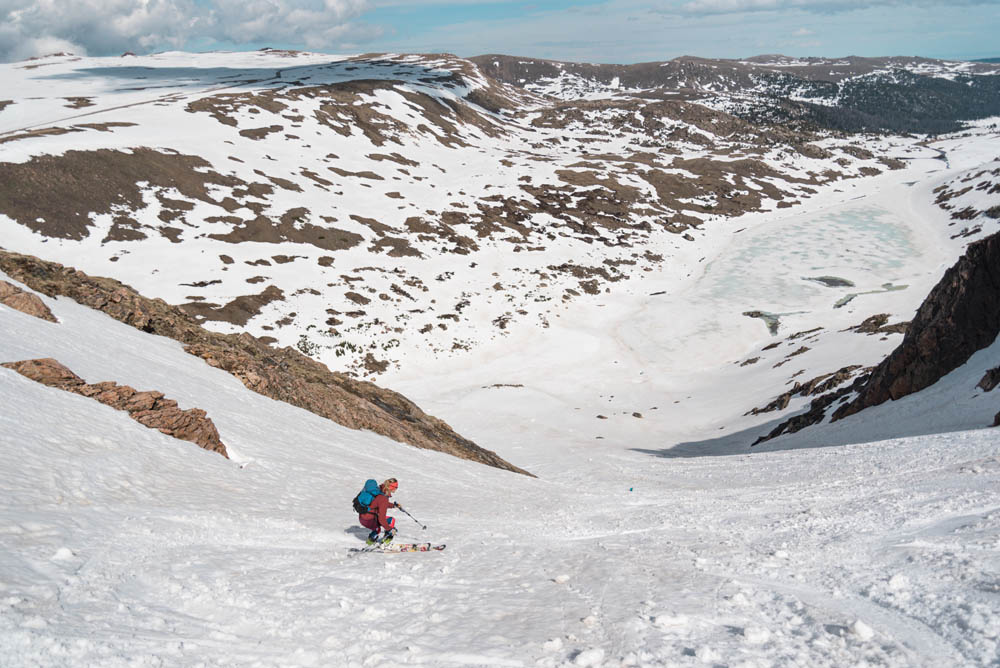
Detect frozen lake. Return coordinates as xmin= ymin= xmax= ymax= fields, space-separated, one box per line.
xmin=623 ymin=188 xmax=942 ymax=373
xmin=703 ymin=204 xmax=920 ymax=313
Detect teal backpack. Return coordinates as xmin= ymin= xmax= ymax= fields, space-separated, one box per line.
xmin=352 ymin=479 xmax=381 ymax=514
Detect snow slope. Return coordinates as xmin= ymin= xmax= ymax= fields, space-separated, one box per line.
xmin=2 ymin=262 xmax=999 ymax=667
xmin=3 ymin=126 xmax=1000 ymax=666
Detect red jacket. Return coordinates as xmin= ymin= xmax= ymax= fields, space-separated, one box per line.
xmin=363 ymin=493 xmax=397 ymax=531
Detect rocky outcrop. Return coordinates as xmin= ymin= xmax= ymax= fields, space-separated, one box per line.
xmin=746 ymin=365 xmax=864 ymax=416
xmin=755 ymin=232 xmax=1000 ymax=445
xmin=2 ymin=358 xmax=228 ymax=457
xmin=0 ymin=250 xmax=531 ymax=476
xmin=750 ymin=367 xmax=871 ymax=445
xmin=979 ymin=366 xmax=1000 ymax=392
xmin=834 ymin=232 xmax=1000 ymax=422
xmin=847 ymin=314 xmax=909 ymax=336
xmin=0 ymin=280 xmax=57 ymax=322
xmin=753 ymin=380 xmax=865 ymax=445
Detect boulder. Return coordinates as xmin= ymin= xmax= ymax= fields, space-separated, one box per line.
xmin=978 ymin=367 xmax=1000 ymax=392
xmin=2 ymin=357 xmax=84 ymax=387
xmin=0 ymin=280 xmax=57 ymax=322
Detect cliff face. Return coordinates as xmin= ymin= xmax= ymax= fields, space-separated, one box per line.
xmin=833 ymin=232 xmax=1000 ymax=421
xmin=0 ymin=250 xmax=532 ymax=476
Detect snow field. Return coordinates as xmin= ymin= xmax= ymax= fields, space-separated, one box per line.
xmin=3 ymin=274 xmax=1000 ymax=665
xmin=383 ymin=134 xmax=1000 ymax=467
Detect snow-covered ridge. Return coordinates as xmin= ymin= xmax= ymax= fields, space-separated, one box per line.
xmin=474 ymin=54 xmax=1000 ymax=136
xmin=0 ymin=49 xmax=920 ymax=380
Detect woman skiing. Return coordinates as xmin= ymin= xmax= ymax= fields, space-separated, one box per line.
xmin=357 ymin=478 xmax=402 ymax=544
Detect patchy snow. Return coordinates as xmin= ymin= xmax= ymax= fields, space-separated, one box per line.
xmin=1 ymin=50 xmax=953 ymax=381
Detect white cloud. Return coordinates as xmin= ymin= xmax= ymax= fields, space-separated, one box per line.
xmin=3 ymin=35 xmax=83 ymax=62
xmin=207 ymin=0 xmax=369 ymax=47
xmin=0 ymin=0 xmax=370 ymax=62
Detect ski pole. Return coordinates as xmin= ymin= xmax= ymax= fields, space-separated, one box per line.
xmin=397 ymin=505 xmax=426 ymax=530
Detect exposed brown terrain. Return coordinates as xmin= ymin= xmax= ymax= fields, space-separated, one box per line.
xmin=0 ymin=148 xmax=244 ymax=240
xmin=181 ymin=285 xmax=286 ymax=326
xmin=0 ymin=122 xmax=136 ymax=145
xmin=0 ymin=280 xmax=57 ymax=322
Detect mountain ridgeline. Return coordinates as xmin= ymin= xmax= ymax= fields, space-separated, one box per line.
xmin=471 ymin=54 xmax=1000 ymax=134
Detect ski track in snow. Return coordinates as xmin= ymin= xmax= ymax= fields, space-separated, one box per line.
xmin=1 ymin=53 xmax=1000 ymax=667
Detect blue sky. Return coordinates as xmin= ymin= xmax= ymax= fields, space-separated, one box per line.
xmin=358 ymin=0 xmax=1000 ymax=62
xmin=2 ymin=0 xmax=999 ymax=64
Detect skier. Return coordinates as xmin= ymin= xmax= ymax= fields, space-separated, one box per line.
xmin=358 ymin=478 xmax=402 ymax=545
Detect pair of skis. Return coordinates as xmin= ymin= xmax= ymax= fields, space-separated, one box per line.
xmin=349 ymin=506 xmax=442 ymax=554
xmin=349 ymin=542 xmax=446 ymax=555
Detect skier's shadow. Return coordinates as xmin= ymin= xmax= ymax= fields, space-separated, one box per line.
xmin=344 ymin=526 xmax=370 ymax=539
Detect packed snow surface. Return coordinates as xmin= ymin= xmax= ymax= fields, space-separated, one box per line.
xmin=3 ymin=295 xmax=1000 ymax=668
xmin=2 ymin=55 xmax=1000 ymax=668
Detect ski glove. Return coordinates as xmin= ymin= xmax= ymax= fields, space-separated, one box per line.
xmin=394 ymin=502 xmax=403 ymax=511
